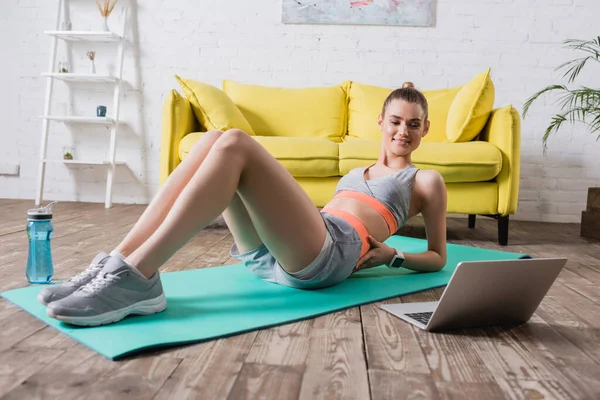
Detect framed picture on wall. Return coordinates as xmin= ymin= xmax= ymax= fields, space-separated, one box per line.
xmin=282 ymin=0 xmax=437 ymax=27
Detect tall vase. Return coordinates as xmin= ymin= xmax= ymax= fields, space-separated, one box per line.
xmin=89 ymin=60 xmax=96 ymax=74
xmin=102 ymin=17 xmax=109 ymax=31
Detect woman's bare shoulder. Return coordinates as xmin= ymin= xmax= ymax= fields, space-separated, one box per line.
xmin=415 ymin=168 xmax=444 ymax=185
xmin=413 ymin=169 xmax=446 ymax=199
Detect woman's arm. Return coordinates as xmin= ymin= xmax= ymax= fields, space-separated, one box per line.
xmin=401 ymin=170 xmax=447 ymax=272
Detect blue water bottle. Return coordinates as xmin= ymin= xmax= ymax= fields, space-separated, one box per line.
xmin=26 ymin=202 xmax=57 ymax=284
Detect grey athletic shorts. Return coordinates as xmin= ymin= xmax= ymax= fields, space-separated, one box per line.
xmin=230 ymin=211 xmax=363 ymax=289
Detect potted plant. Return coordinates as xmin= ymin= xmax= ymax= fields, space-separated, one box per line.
xmin=523 ymin=36 xmax=600 ymax=240
xmin=62 ymin=146 xmax=74 ymax=160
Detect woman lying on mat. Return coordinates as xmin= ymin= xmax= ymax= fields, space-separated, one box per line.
xmin=38 ymin=81 xmax=447 ymax=326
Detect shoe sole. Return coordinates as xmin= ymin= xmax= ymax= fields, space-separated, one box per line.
xmin=47 ymin=293 xmax=167 ymax=327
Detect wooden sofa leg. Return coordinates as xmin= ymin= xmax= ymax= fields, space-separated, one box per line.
xmin=468 ymin=214 xmax=476 ymax=229
xmin=498 ymin=215 xmax=509 ymax=246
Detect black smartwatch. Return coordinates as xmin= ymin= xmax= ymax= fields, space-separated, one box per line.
xmin=387 ymin=249 xmax=405 ymax=269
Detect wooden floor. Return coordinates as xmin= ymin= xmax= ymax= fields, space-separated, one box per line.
xmin=1 ymin=199 xmax=599 ymax=400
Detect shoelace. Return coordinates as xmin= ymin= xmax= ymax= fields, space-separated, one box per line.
xmin=67 ymin=263 xmax=104 ymax=285
xmin=79 ymin=273 xmax=121 ymax=294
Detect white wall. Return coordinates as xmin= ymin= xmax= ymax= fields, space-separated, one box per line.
xmin=1 ymin=0 xmax=598 ymax=223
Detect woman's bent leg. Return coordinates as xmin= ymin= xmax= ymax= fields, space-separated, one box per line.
xmin=113 ymin=130 xmax=224 ymax=257
xmin=222 ymin=192 xmax=264 ymax=254
xmin=128 ymin=129 xmax=327 ymax=277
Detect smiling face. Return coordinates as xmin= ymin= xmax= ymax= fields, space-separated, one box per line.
xmin=378 ymin=99 xmax=430 ymax=157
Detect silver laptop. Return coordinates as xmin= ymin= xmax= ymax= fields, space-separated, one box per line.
xmin=380 ymin=258 xmax=567 ymax=332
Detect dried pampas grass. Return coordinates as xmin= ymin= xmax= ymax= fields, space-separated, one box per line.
xmin=96 ymin=0 xmax=118 ymax=17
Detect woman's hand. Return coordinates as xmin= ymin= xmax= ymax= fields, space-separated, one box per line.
xmin=354 ymin=236 xmax=396 ymax=272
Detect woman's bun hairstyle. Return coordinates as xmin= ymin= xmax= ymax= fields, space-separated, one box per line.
xmin=381 ymin=81 xmax=428 ymax=120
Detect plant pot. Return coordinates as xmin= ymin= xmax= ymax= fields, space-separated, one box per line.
xmin=62 ymin=146 xmax=75 ymax=161
xmin=580 ymin=187 xmax=600 ymax=240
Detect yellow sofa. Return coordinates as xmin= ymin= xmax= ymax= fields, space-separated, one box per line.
xmin=160 ymin=70 xmax=521 ymax=245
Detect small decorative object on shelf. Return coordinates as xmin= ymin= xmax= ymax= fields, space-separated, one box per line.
xmin=96 ymin=0 xmax=119 ymax=31
xmin=58 ymin=60 xmax=69 ymax=73
xmin=87 ymin=50 xmax=96 ymax=73
xmin=62 ymin=146 xmax=74 ymax=160
xmin=96 ymin=105 xmax=107 ymax=117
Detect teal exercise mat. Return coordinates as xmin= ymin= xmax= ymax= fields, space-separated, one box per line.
xmin=1 ymin=236 xmax=530 ymax=360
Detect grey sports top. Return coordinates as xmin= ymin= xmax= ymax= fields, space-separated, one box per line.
xmin=335 ymin=164 xmax=419 ymax=228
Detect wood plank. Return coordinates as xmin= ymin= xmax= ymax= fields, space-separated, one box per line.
xmin=0 ymin=347 xmax=64 ymax=397
xmin=0 ymin=202 xmax=101 ymax=237
xmin=537 ymin=284 xmax=600 ymax=364
xmin=85 ymin=356 xmax=182 ymax=400
xmin=245 ymin=320 xmax=313 ymax=366
xmin=435 ymin=381 xmax=507 ymax=400
xmin=369 ymin=370 xmax=441 ymax=400
xmin=0 ymin=298 xmax=21 ymax=322
xmin=227 ymin=363 xmax=303 ymax=400
xmin=508 ymin=314 xmax=600 ymax=400
xmin=0 ymin=310 xmax=47 ymax=352
xmin=298 ymin=307 xmax=369 ymax=400
xmin=153 ymin=332 xmax=258 ymax=400
xmin=1 ymin=344 xmax=117 ymax=400
xmin=400 ymin=289 xmax=498 ymax=384
xmin=564 ymin=261 xmax=600 ymax=285
xmin=13 ymin=325 xmax=78 ymax=351
xmin=361 ymin=301 xmax=430 ymax=373
xmin=495 ymin=379 xmax=579 ymax=400
xmin=563 ymin=283 xmax=600 ymax=305
xmin=196 ymin=232 xmax=235 ymax=267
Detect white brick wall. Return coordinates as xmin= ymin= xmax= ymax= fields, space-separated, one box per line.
xmin=1 ymin=0 xmax=599 ymax=223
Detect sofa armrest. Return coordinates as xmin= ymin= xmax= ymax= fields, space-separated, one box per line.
xmin=478 ymin=105 xmax=521 ymax=216
xmin=160 ymin=90 xmax=200 ymax=186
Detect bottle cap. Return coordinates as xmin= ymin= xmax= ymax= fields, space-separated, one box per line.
xmin=27 ymin=201 xmax=57 ymax=221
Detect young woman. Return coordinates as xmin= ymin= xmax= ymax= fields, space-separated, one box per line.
xmin=39 ymin=82 xmax=447 ymax=326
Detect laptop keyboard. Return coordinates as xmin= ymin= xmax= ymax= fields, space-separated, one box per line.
xmin=405 ymin=312 xmax=433 ymax=325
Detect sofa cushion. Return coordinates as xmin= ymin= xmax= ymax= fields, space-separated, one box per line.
xmin=179 ymin=133 xmax=339 ymax=178
xmin=339 ymin=141 xmax=502 ymax=183
xmin=446 ymin=68 xmax=495 ymax=143
xmin=346 ymin=81 xmax=461 ymax=143
xmin=175 ymin=76 xmax=255 ymax=135
xmin=222 ymin=80 xmax=348 ymax=142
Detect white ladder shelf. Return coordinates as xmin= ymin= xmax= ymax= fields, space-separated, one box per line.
xmin=35 ymin=0 xmax=128 ymax=208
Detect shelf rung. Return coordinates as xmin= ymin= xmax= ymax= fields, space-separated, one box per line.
xmin=40 ymin=116 xmax=115 ymax=125
xmin=44 ymin=30 xmax=123 ymax=42
xmin=42 ymin=73 xmax=119 ymax=83
xmin=43 ymin=159 xmax=125 ymax=166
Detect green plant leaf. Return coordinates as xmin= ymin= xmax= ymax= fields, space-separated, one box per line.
xmin=523 ymin=85 xmax=567 ymax=118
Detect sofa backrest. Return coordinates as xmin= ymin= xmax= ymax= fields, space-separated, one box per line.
xmin=222 ymin=79 xmax=348 ymax=143
xmin=176 ymin=70 xmax=495 ymax=144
